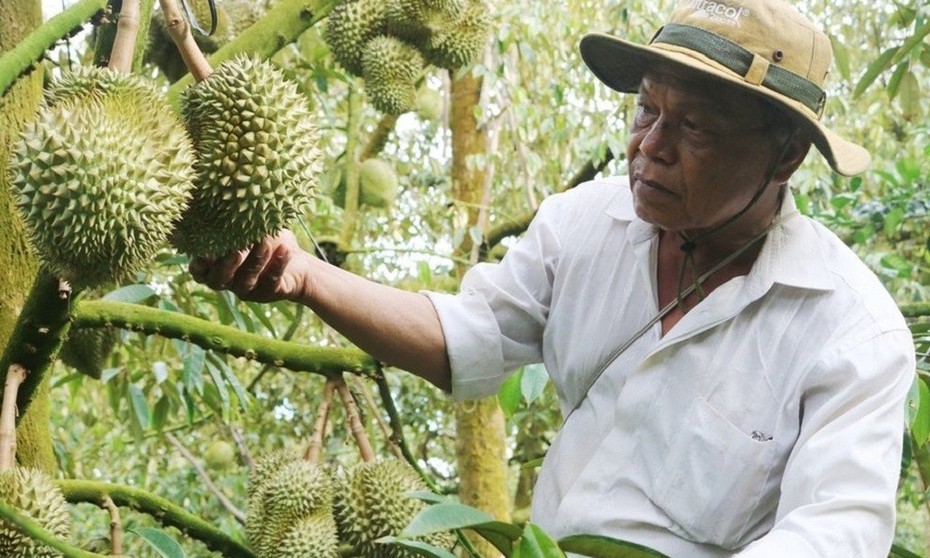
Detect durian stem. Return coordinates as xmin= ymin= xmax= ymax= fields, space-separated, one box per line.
xmin=0 ymin=364 xmax=26 ymax=470
xmin=72 ymin=300 xmax=378 ymax=378
xmin=359 ymin=114 xmax=399 ymax=161
xmin=101 ymin=496 xmax=123 ymax=555
xmin=158 ymin=0 xmax=213 ymax=81
xmin=57 ymin=479 xmax=256 ymax=558
xmin=351 ymin=374 xmax=403 ymax=460
xmin=0 ymin=500 xmax=109 ymax=558
xmin=902 ymin=302 xmax=930 ymax=318
xmin=335 ymin=376 xmax=376 ymax=463
xmin=165 ymin=433 xmax=247 ymax=524
xmin=107 ymin=0 xmax=141 ymax=73
xmin=304 ymin=378 xmax=336 ymax=463
xmin=0 ymin=0 xmax=106 ymax=98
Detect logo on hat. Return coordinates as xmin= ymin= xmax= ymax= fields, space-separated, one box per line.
xmin=687 ymin=0 xmax=750 ymax=25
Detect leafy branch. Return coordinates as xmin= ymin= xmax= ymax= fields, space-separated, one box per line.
xmin=57 ymin=479 xmax=255 ymax=558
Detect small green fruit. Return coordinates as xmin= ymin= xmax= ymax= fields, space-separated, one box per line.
xmin=204 ymin=440 xmax=236 ymax=470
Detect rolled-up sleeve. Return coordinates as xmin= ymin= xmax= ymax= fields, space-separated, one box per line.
xmin=424 ymin=195 xmax=564 ymax=401
xmin=735 ymin=326 xmax=915 ymax=557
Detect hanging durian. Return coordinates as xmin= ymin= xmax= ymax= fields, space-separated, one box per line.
xmin=9 ymin=67 xmax=195 ymax=289
xmin=323 ymin=0 xmax=388 ymax=77
xmin=170 ymin=54 xmax=322 ymax=258
xmin=424 ymin=0 xmax=489 ymax=69
xmin=0 ymin=467 xmax=71 ymax=557
xmin=58 ymin=326 xmax=119 ymax=380
xmin=271 ymin=512 xmax=339 ymax=558
xmin=358 ymin=158 xmax=399 ymax=208
xmin=340 ymin=459 xmax=455 ymax=558
xmin=361 ymin=36 xmax=424 ymax=114
xmin=414 ymin=87 xmax=443 ymax=121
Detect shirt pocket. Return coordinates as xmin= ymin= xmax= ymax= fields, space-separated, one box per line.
xmin=649 ymin=396 xmax=777 ymax=549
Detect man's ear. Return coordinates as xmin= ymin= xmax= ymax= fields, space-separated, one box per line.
xmin=772 ymin=131 xmax=812 ymax=184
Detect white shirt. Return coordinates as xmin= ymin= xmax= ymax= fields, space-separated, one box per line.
xmin=426 ymin=176 xmax=915 ymax=557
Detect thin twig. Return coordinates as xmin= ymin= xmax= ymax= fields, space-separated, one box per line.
xmin=107 ymin=0 xmax=140 ymax=73
xmin=350 ymin=374 xmax=402 ymax=459
xmin=334 ymin=376 xmax=375 ymax=462
xmin=0 ymin=364 xmax=27 ymax=471
xmin=158 ymin=0 xmax=212 ymax=81
xmin=226 ymin=423 xmax=255 ymax=472
xmin=165 ymin=433 xmax=246 ymax=524
xmin=304 ymin=379 xmax=336 ymax=463
xmin=100 ymin=496 xmax=123 ymax=555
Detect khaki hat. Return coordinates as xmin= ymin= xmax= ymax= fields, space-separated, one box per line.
xmin=580 ymin=0 xmax=871 ymax=176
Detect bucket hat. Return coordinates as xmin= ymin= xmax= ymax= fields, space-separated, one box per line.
xmin=580 ymin=0 xmax=871 ymax=176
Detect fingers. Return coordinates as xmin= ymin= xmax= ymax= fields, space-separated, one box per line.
xmin=230 ymin=239 xmax=276 ymax=296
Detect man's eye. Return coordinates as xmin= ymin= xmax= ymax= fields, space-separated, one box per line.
xmin=634 ymin=104 xmax=657 ymax=125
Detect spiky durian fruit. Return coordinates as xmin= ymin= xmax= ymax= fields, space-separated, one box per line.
xmin=388 ymin=0 xmax=464 ymax=35
xmin=424 ymin=0 xmax=489 ymax=69
xmin=343 ymin=459 xmax=455 ymax=558
xmin=271 ymin=512 xmax=339 ymax=558
xmin=246 ymin=451 xmax=297 ymax=552
xmin=171 ymin=55 xmax=321 ymax=258
xmin=0 ymin=467 xmax=71 ymax=557
xmin=58 ymin=327 xmax=119 ymax=380
xmin=414 ymin=87 xmax=443 ymax=121
xmin=9 ymin=68 xmax=195 ymax=289
xmin=361 ymin=36 xmax=424 ymax=114
xmin=323 ymin=0 xmax=388 ymax=77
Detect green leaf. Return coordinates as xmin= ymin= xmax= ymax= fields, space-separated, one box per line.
xmin=152 ymin=395 xmax=172 ymax=432
xmin=853 ymin=46 xmax=899 ymax=98
xmin=887 ymin=62 xmax=908 ymax=100
xmin=376 ymin=537 xmax=457 ymax=558
xmin=499 ymin=369 xmax=524 ymax=419
xmin=521 ymin=364 xmax=549 ymax=404
xmin=883 ymin=207 xmax=905 ymax=237
xmin=512 ymin=523 xmax=565 ymax=558
xmin=911 ymin=378 xmax=930 ymax=447
xmin=402 ymin=502 xmax=495 ymax=536
xmin=102 ymin=284 xmax=156 ymax=303
xmin=827 ymin=33 xmax=850 ymax=81
xmin=181 ymin=344 xmax=206 ymax=396
xmin=891 ymin=18 xmax=930 ymax=66
xmin=558 ymin=534 xmax=670 ymax=558
xmin=205 ymin=359 xmax=231 ymax=413
xmin=907 ymin=376 xmax=921 ymax=429
xmin=890 ymin=542 xmax=925 ymax=558
xmin=471 ymin=522 xmax=524 ymax=556
xmin=244 ymin=301 xmax=278 ymax=337
xmin=130 ymin=527 xmax=186 ymax=558
xmin=879 ymin=253 xmax=912 ymax=278
xmin=407 ymin=490 xmax=449 ymax=505
xmin=898 ymin=70 xmax=921 ymax=120
xmin=128 ymin=384 xmax=151 ymax=431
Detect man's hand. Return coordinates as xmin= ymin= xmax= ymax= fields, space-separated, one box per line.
xmin=188 ymin=230 xmax=310 ymax=303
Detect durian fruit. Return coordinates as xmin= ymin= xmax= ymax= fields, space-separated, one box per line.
xmin=341 ymin=459 xmax=455 ymax=558
xmin=58 ymin=327 xmax=119 ymax=380
xmin=387 ymin=0 xmax=464 ymax=37
xmin=171 ymin=54 xmax=322 ymax=258
xmin=424 ymin=0 xmax=489 ymax=69
xmin=0 ymin=467 xmax=71 ymax=557
xmin=246 ymin=450 xmax=297 ymax=552
xmin=271 ymin=512 xmax=339 ymax=558
xmin=361 ymin=36 xmax=425 ymax=114
xmin=204 ymin=440 xmax=236 ymax=470
xmin=359 ymin=158 xmax=399 ymax=208
xmin=414 ymin=87 xmax=443 ymax=122
xmin=323 ymin=0 xmax=388 ymax=77
xmin=9 ymin=67 xmax=195 ymax=289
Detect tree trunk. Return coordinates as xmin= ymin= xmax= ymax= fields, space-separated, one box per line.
xmin=0 ymin=0 xmax=55 ymax=472
xmin=450 ymin=68 xmax=510 ymax=556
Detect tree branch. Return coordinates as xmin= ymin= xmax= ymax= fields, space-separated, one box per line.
xmin=57 ymin=479 xmax=255 ymax=558
xmin=335 ymin=377 xmax=375 ymax=462
xmin=72 ymin=300 xmax=378 ymax=378
xmin=351 ymin=374 xmax=402 ymax=459
xmin=902 ymin=302 xmax=930 ymax=318
xmin=107 ymin=0 xmax=141 ymax=73
xmin=100 ymin=496 xmax=123 ymax=555
xmin=359 ymin=114 xmax=399 ymax=161
xmin=164 ymin=433 xmax=246 ymax=524
xmin=166 ymin=0 xmax=339 ymax=108
xmin=0 ymin=0 xmax=106 ymax=98
xmin=304 ymin=378 xmax=336 ymax=463
xmin=0 ymin=364 xmax=26 ymax=470
xmin=0 ymin=500 xmax=107 ymax=558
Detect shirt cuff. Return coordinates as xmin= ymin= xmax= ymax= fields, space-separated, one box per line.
xmin=423 ymin=289 xmax=507 ymax=401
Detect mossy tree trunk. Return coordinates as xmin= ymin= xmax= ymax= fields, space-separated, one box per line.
xmin=0 ymin=0 xmax=55 ymax=472
xmin=450 ymin=68 xmax=511 ymax=556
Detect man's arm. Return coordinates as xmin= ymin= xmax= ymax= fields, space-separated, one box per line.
xmin=188 ymin=230 xmax=452 ymax=391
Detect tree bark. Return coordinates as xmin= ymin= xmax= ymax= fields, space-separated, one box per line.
xmin=450 ymin=68 xmax=511 ymax=556
xmin=0 ymin=0 xmax=54 ymax=472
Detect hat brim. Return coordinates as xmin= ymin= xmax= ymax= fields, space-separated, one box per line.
xmin=579 ymin=32 xmax=871 ymax=176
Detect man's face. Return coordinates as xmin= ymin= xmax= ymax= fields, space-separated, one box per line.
xmin=626 ymin=68 xmax=784 ymax=234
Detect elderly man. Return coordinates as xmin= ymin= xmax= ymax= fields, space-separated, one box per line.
xmin=190 ymin=0 xmax=916 ymax=555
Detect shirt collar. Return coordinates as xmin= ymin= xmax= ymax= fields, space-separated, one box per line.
xmin=603 ymin=178 xmax=835 ymax=292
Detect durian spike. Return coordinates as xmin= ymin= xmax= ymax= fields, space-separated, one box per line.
xmin=108 ymin=0 xmax=142 ymax=73
xmin=335 ymin=377 xmax=375 ymax=463
xmin=158 ymin=0 xmax=214 ymax=81
xmin=304 ymin=379 xmax=337 ymax=464
xmin=0 ymin=364 xmax=27 ymax=471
